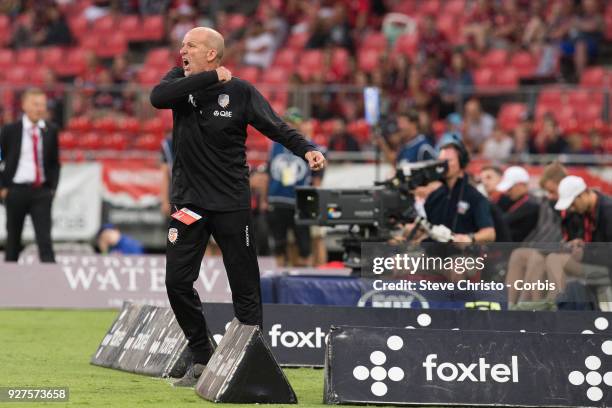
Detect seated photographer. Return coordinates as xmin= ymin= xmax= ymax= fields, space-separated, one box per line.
xmin=544 ymin=175 xmax=612 ymax=300
xmin=505 ymin=161 xmax=574 ymax=305
xmin=495 ymin=166 xmax=540 ymax=243
xmin=422 ymin=133 xmax=495 ymax=246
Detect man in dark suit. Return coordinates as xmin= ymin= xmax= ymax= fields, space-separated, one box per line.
xmin=0 ymin=88 xmax=60 ymax=262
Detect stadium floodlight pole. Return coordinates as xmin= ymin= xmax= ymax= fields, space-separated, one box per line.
xmin=364 ymin=86 xmax=381 ymax=181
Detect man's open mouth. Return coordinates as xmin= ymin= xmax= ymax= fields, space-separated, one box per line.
xmin=183 ymin=59 xmax=190 ymax=68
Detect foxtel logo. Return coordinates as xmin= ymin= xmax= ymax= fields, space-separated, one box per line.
xmin=423 ymin=354 xmax=519 ymax=383
xmin=269 ymin=324 xmax=327 ymax=348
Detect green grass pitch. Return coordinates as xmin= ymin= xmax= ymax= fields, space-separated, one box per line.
xmin=0 ymin=309 xmax=368 ymax=408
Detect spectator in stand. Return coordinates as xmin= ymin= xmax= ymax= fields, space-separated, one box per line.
xmin=463 ymin=0 xmax=495 ymax=52
xmin=532 ymin=114 xmax=568 ymax=154
xmin=97 ymin=224 xmax=144 ymax=255
xmin=111 ymin=55 xmax=134 ymax=85
xmin=496 ymin=166 xmax=540 ymax=243
xmin=589 ymin=129 xmax=605 ymax=154
xmin=140 ymin=0 xmax=171 ymax=15
xmin=10 ymin=8 xmax=38 ymax=49
xmin=375 ymin=111 xmax=435 ymax=166
xmin=482 ymin=125 xmax=514 ymax=162
xmin=243 ymin=20 xmax=276 ymax=68
xmin=76 ymin=51 xmax=105 ymax=88
xmin=479 ymin=165 xmax=503 ymax=203
xmin=419 ymin=14 xmax=449 ymax=66
xmin=92 ymin=70 xmax=122 ymax=114
xmin=564 ymin=0 xmax=604 ymax=79
xmin=478 ymin=165 xmax=512 ymax=243
xmin=328 ymin=118 xmax=360 ymax=152
xmin=306 ymin=1 xmax=353 ymax=51
xmin=168 ymin=4 xmax=196 ymax=47
xmin=512 ymin=124 xmax=533 ymax=156
xmin=417 ymin=109 xmax=435 ymax=143
xmin=492 ymin=0 xmax=525 ymax=48
xmin=505 ymin=161 xmax=576 ymax=305
xmin=463 ymin=98 xmax=495 ymax=153
xmin=84 ymin=0 xmax=112 ymax=22
xmin=446 ymin=112 xmax=463 ymax=134
xmin=41 ymin=4 xmax=73 ymax=46
xmin=440 ymin=50 xmax=474 ymax=118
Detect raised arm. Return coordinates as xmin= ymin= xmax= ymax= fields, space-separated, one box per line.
xmin=150 ymin=67 xmax=229 ymax=109
xmin=246 ymin=85 xmax=318 ymax=159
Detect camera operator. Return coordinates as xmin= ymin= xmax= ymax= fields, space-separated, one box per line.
xmin=422 ymin=133 xmax=495 ymax=244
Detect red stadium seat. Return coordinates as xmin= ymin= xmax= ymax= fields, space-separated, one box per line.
xmin=145 ymin=47 xmax=173 ymax=67
xmin=481 ymin=49 xmax=508 ymax=69
xmin=444 ymin=0 xmax=465 ymax=15
xmin=330 ymin=47 xmax=350 ymax=80
xmin=537 ymin=87 xmax=565 ymax=108
xmin=511 ymin=51 xmax=537 ymax=78
xmin=16 ymin=48 xmax=38 ymax=67
xmin=139 ymin=15 xmax=165 ymax=41
xmin=92 ymin=15 xmax=116 ymax=37
xmin=357 ymin=49 xmax=381 ymax=73
xmin=394 ymin=34 xmax=418 ymax=60
xmin=79 ymin=132 xmax=103 ymax=150
xmin=67 ymin=116 xmax=93 ymax=133
xmin=97 ymin=32 xmax=127 ymax=58
xmin=473 ymin=67 xmax=494 ymax=89
xmin=347 ymin=119 xmax=370 ymax=144
xmin=261 ymin=66 xmax=288 ymax=85
xmin=436 ymin=14 xmax=459 ymax=40
xmin=118 ymin=15 xmax=140 ymax=41
xmin=141 ymin=117 xmax=165 ymax=135
xmin=93 ymin=117 xmax=118 ymax=133
xmin=297 ymin=50 xmax=324 ymax=81
xmin=496 ymin=67 xmax=519 ymax=90
xmin=361 ymin=32 xmax=387 ymax=50
xmin=138 ymin=67 xmax=163 ymax=86
xmin=30 ymin=67 xmax=51 ymax=85
xmin=421 ymin=0 xmax=441 ymax=15
xmin=313 ymin=133 xmax=328 ymax=147
xmin=498 ymin=103 xmax=526 ymax=132
xmin=286 ymin=32 xmax=308 ymax=50
xmin=5 ymin=67 xmax=29 ymax=86
xmin=40 ymin=47 xmax=65 ymax=70
xmin=55 ymin=48 xmax=87 ymax=77
xmin=68 ymin=15 xmax=89 ymax=40
xmin=101 ymin=132 xmax=128 ymax=151
xmin=271 ymin=100 xmax=286 ymax=116
xmin=237 ymin=66 xmax=261 ymax=83
xmin=580 ymin=67 xmax=608 ymax=87
xmin=116 ymin=116 xmax=140 ymax=134
xmin=59 ymin=131 xmax=78 ymax=150
xmin=134 ymin=133 xmax=162 ymax=151
xmin=273 ymin=48 xmax=297 ymax=70
xmin=580 ymin=103 xmax=603 ymax=122
xmin=391 ymin=0 xmax=418 ymax=15
xmin=0 ymin=49 xmax=14 ymax=69
xmin=227 ymin=13 xmax=247 ymax=31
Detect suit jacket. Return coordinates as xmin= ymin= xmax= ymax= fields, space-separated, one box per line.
xmin=0 ymin=120 xmax=60 ymax=190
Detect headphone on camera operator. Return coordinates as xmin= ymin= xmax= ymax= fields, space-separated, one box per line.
xmin=406 ymin=132 xmax=495 ymax=245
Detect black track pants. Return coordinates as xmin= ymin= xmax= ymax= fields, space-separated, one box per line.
xmin=165 ymin=206 xmax=262 ymax=364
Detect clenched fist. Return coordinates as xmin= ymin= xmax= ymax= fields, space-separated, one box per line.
xmin=216 ymin=66 xmax=232 ymax=82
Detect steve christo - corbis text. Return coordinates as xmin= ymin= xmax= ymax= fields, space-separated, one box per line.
xmin=372 ymin=279 xmax=556 ymax=292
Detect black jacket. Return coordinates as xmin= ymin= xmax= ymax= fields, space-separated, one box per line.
xmin=583 ymin=192 xmax=612 ymax=268
xmin=0 ymin=120 xmax=60 ymax=190
xmin=150 ymin=68 xmax=316 ymax=211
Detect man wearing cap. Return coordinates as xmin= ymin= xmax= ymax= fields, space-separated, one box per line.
xmin=496 ymin=166 xmax=540 ymax=243
xmin=544 ymin=175 xmax=612 ymax=299
xmin=423 ymin=133 xmax=495 ymax=245
xmin=262 ymin=108 xmax=323 ymax=266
